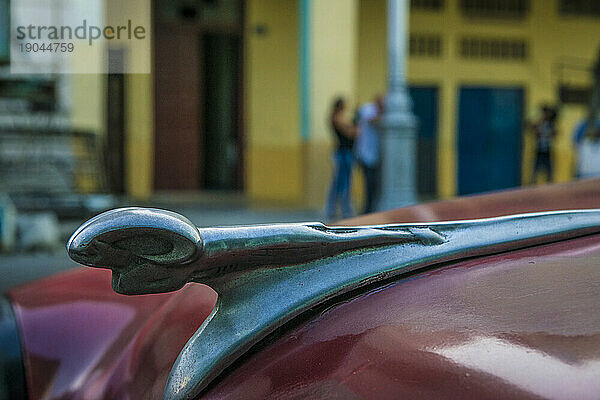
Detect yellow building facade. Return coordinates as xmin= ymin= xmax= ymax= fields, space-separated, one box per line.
xmin=71 ymin=0 xmax=600 ymax=206
xmin=356 ymin=0 xmax=600 ymax=198
xmin=244 ymin=0 xmax=600 ymax=207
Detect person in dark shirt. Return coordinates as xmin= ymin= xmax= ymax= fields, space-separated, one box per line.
xmin=325 ymin=97 xmax=358 ymax=220
xmin=531 ymin=105 xmax=557 ymax=183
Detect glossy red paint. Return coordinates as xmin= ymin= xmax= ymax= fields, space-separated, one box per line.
xmin=8 ymin=180 xmax=600 ymax=399
xmin=203 ymin=234 xmax=600 ymax=400
xmin=7 ymin=268 xmax=218 ymax=400
xmin=344 ymin=178 xmax=600 ymax=225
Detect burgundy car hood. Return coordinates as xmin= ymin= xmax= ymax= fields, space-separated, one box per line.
xmin=344 ymin=178 xmax=600 ymax=225
xmin=7 ymin=268 xmax=217 ymax=400
xmin=7 ymin=179 xmax=600 ymax=399
xmin=203 ymin=234 xmax=600 ymax=400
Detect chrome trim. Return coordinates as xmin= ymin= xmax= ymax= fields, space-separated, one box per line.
xmin=66 ymin=208 xmax=600 ymax=399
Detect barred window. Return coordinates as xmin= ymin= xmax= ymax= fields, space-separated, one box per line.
xmin=460 ymin=37 xmax=528 ymax=61
xmin=559 ymin=85 xmax=591 ymax=104
xmin=411 ymin=0 xmax=444 ymax=11
xmin=460 ymin=0 xmax=530 ymax=18
xmin=410 ymin=34 xmax=442 ymax=57
xmin=559 ymin=0 xmax=600 ymax=16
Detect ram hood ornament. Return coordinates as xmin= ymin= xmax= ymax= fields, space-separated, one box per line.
xmin=67 ymin=207 xmax=600 ymax=400
xmin=68 ymin=207 xmax=445 ymax=295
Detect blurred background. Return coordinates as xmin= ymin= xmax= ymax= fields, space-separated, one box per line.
xmin=1 ymin=0 xmax=600 ymax=285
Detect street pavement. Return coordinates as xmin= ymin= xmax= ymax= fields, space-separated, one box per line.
xmin=0 ymin=202 xmax=322 ymax=293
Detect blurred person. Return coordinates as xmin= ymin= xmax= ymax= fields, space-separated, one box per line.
xmin=531 ymin=105 xmax=557 ymax=183
xmin=355 ymin=96 xmax=384 ymax=214
xmin=574 ymin=118 xmax=600 ymax=178
xmin=325 ymin=97 xmax=358 ymax=220
xmin=573 ymin=118 xmax=600 ymax=146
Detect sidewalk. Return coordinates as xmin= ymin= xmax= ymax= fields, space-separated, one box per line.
xmin=141 ymin=191 xmax=322 ymax=227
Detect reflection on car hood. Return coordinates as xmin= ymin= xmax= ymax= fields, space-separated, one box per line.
xmin=203 ymin=234 xmax=600 ymax=400
xmin=6 ymin=268 xmax=217 ymax=400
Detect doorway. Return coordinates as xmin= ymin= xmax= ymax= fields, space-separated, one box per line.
xmin=154 ymin=0 xmax=243 ymax=192
xmin=409 ymin=86 xmax=438 ymax=198
xmin=458 ymin=87 xmax=523 ymax=195
xmin=201 ymin=33 xmax=242 ymax=190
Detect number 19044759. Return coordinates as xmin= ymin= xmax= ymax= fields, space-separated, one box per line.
xmin=19 ymin=42 xmax=74 ymax=52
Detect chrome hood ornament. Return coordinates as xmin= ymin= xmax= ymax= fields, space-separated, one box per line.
xmin=67 ymin=207 xmax=600 ymax=400
xmin=68 ymin=207 xmax=445 ymax=295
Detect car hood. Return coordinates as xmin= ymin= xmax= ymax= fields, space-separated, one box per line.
xmin=6 ymin=268 xmax=217 ymax=400
xmin=7 ymin=179 xmax=600 ymax=399
xmin=202 ymin=233 xmax=600 ymax=400
xmin=344 ymin=178 xmax=600 ymax=224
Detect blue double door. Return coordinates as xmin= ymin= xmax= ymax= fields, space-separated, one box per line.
xmin=458 ymin=87 xmax=524 ymax=195
xmin=409 ymin=86 xmax=438 ymax=198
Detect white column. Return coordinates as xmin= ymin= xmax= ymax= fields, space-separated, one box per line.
xmin=377 ymin=0 xmax=418 ymax=210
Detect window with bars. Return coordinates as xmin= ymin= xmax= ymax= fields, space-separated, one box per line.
xmin=559 ymin=0 xmax=600 ymax=16
xmin=410 ymin=34 xmax=442 ymax=57
xmin=460 ymin=0 xmax=530 ymax=18
xmin=460 ymin=37 xmax=528 ymax=61
xmin=559 ymin=85 xmax=591 ymax=104
xmin=411 ymin=0 xmax=444 ymax=11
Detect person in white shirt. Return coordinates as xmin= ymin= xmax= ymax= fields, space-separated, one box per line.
xmin=574 ymin=118 xmax=600 ymax=179
xmin=355 ymin=96 xmax=384 ymax=214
